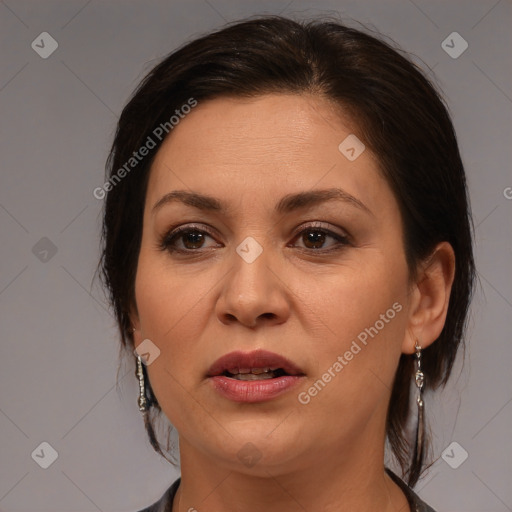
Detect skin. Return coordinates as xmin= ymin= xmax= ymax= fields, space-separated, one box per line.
xmin=131 ymin=93 xmax=455 ymax=512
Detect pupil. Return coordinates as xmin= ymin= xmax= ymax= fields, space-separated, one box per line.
xmin=184 ymin=231 xmax=204 ymax=249
xmin=304 ymin=230 xmax=325 ymax=249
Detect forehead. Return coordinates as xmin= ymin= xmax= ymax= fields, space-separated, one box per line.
xmin=146 ymin=93 xmax=390 ymax=215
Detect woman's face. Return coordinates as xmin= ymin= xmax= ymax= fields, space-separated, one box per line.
xmin=133 ymin=93 xmax=416 ymax=475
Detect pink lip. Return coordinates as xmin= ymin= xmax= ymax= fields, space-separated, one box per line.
xmin=208 ymin=375 xmax=304 ymax=403
xmin=206 ymin=349 xmax=306 ymax=403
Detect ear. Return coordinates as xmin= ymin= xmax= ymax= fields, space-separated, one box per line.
xmin=402 ymin=241 xmax=456 ymax=354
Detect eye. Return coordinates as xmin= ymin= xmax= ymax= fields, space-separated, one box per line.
xmin=159 ymin=225 xmax=219 ymax=253
xmin=290 ymin=223 xmax=350 ymax=251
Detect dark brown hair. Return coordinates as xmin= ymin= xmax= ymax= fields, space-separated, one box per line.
xmin=98 ymin=14 xmax=475 ymax=487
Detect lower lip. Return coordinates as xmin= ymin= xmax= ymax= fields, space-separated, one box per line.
xmin=208 ymin=375 xmax=304 ymax=403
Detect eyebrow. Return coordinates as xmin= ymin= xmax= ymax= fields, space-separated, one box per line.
xmin=151 ymin=187 xmax=373 ymax=217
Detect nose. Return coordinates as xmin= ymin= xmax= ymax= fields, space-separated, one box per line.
xmin=215 ymin=240 xmax=291 ymax=328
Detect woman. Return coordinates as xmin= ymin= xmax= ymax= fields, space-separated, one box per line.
xmin=99 ymin=15 xmax=475 ymax=512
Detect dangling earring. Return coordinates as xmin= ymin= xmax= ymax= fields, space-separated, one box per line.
xmin=132 ymin=326 xmax=149 ymax=413
xmin=136 ymin=354 xmax=149 ymax=413
xmin=413 ymin=339 xmax=425 ymax=468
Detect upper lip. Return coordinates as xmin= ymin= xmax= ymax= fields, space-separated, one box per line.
xmin=207 ymin=349 xmax=305 ymax=377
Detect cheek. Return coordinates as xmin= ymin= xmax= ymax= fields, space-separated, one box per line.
xmin=304 ymin=253 xmax=409 ymax=398
xmin=134 ymin=245 xmax=212 ymax=339
xmin=317 ymin=252 xmax=407 ymax=343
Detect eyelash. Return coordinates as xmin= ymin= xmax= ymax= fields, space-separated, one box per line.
xmin=158 ymin=222 xmax=351 ymax=255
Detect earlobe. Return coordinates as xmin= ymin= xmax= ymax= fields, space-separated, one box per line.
xmin=402 ymin=241 xmax=456 ymax=354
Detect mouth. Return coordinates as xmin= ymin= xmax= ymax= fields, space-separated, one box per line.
xmin=206 ymin=349 xmax=306 ymax=403
xmin=206 ymin=349 xmax=305 ymax=380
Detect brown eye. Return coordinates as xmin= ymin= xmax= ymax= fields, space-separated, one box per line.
xmin=180 ymin=230 xmax=206 ymax=249
xmin=294 ymin=227 xmax=349 ymax=251
xmin=161 ymin=227 xmax=219 ymax=252
xmin=302 ymin=229 xmax=327 ymax=249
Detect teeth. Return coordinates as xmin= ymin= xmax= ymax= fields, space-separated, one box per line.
xmin=251 ymin=367 xmax=270 ymax=374
xmin=231 ymin=372 xmax=276 ymax=380
xmin=227 ymin=367 xmax=251 ymax=374
xmin=222 ymin=366 xmax=290 ymax=380
xmin=226 ymin=367 xmax=273 ymax=375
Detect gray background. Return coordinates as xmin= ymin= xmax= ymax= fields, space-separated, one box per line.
xmin=1 ymin=0 xmax=511 ymax=511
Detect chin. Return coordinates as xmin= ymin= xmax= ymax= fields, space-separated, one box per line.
xmin=217 ymin=431 xmax=304 ymax=473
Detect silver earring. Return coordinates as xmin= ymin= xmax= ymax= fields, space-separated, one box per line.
xmin=136 ymin=355 xmax=149 ymax=412
xmin=413 ymin=340 xmax=425 ymax=467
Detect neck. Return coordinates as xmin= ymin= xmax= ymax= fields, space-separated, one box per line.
xmin=171 ymin=436 xmax=410 ymax=512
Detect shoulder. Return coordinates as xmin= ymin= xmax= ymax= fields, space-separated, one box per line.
xmin=385 ymin=468 xmax=437 ymax=512
xmin=136 ymin=477 xmax=181 ymax=512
